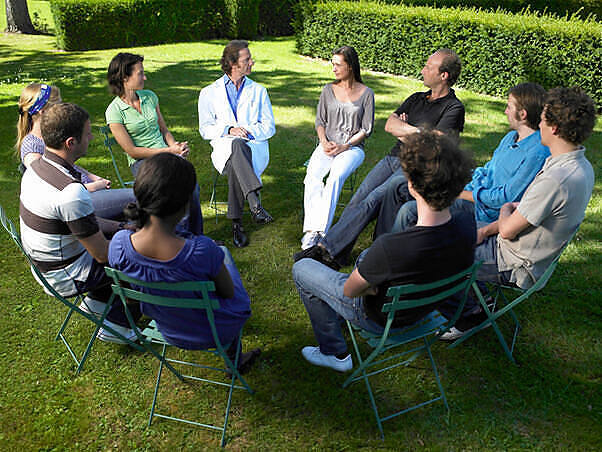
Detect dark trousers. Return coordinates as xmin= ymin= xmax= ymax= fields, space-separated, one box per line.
xmin=224 ymin=139 xmax=262 ymax=220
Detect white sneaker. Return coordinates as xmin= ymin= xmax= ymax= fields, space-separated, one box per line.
xmin=79 ymin=296 xmax=107 ymax=318
xmin=438 ymin=326 xmax=465 ymax=341
xmin=302 ymin=346 xmax=352 ymax=372
xmin=301 ymin=231 xmax=322 ymax=250
xmin=97 ymin=319 xmax=138 ymax=345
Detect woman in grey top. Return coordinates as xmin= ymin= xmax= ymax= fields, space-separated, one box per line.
xmin=302 ymin=46 xmax=375 ymax=249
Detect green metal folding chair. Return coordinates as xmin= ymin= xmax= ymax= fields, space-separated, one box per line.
xmin=343 ymin=261 xmax=481 ymax=439
xmin=104 ymin=267 xmax=255 ymax=447
xmin=0 ymin=205 xmax=141 ymax=374
xmin=99 ymin=125 xmax=134 ymax=189
xmin=449 ymin=231 xmax=579 ymax=364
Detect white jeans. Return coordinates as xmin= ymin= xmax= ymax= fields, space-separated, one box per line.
xmin=303 ymin=144 xmax=365 ymax=233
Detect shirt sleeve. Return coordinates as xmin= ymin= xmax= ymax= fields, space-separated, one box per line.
xmin=315 ymin=85 xmax=329 ymax=130
xmin=357 ymin=239 xmax=391 ymax=287
xmin=20 ymin=135 xmax=45 ymax=161
xmin=361 ymin=88 xmax=375 ymax=137
xmin=58 ymin=184 xmax=100 ymax=238
xmin=474 ymin=151 xmax=547 ymax=210
xmin=517 ymin=173 xmax=563 ymax=227
xmin=435 ymin=101 xmax=465 ymax=134
xmin=105 ymin=99 xmax=124 ymax=125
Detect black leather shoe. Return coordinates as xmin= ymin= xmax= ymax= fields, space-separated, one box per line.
xmin=232 ymin=222 xmax=249 ymax=248
xmin=250 ymin=205 xmax=273 ymax=224
xmin=293 ymin=245 xmax=340 ymax=271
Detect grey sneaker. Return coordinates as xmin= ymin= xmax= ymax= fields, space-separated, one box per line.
xmin=79 ymin=296 xmax=107 ymax=318
xmin=301 ymin=346 xmax=352 ymax=372
xmin=97 ymin=319 xmax=138 ymax=345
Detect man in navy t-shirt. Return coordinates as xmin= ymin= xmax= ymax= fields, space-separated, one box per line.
xmin=292 ymin=130 xmax=475 ymax=372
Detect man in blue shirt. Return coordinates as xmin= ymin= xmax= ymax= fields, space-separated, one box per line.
xmin=379 ymin=82 xmax=550 ymax=236
xmin=198 ymin=40 xmax=276 ymax=248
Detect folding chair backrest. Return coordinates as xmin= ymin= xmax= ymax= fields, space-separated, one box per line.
xmin=383 ymin=261 xmax=481 ymax=328
xmin=98 ymin=125 xmax=133 ymax=188
xmin=1 ymin=205 xmax=97 ymax=319
xmin=104 ymin=267 xmax=224 ymax=349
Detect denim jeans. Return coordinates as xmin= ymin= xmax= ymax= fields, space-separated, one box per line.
xmin=89 ymin=188 xmax=136 ymax=219
xmin=320 ymin=155 xmax=404 ymax=263
xmin=292 ymin=257 xmax=386 ymax=356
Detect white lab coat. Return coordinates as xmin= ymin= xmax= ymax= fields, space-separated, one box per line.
xmin=198 ymin=76 xmax=275 ymax=178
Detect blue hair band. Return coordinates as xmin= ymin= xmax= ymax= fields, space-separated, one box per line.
xmin=28 ymin=84 xmax=51 ymax=116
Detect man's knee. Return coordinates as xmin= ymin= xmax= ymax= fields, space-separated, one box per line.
xmin=231 ymin=138 xmax=251 ymax=156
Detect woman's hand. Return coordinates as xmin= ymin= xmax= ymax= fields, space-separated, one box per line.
xmin=323 ymin=142 xmax=350 ymax=157
xmin=85 ymin=178 xmax=111 ymax=192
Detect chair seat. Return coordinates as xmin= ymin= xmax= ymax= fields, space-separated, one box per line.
xmin=360 ymin=310 xmax=447 ymax=348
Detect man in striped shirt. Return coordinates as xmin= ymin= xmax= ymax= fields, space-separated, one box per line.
xmin=20 ymin=102 xmax=136 ymax=343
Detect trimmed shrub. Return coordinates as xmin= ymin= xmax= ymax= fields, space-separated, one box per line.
xmin=258 ymin=0 xmax=297 ymax=36
xmin=50 ymin=0 xmax=226 ymax=51
xmin=225 ymin=0 xmax=261 ymax=38
xmin=378 ymin=1 xmax=601 ymax=21
xmin=296 ymin=1 xmax=602 ymax=107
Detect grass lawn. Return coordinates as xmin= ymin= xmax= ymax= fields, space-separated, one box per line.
xmin=0 ymin=27 xmax=601 ymax=450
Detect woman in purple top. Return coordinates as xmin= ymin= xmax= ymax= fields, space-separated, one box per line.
xmin=108 ymin=153 xmax=260 ymax=371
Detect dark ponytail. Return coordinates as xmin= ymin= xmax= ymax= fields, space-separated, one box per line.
xmin=131 ymin=154 xmax=197 ymax=227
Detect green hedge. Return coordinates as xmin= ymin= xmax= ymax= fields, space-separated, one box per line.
xmin=50 ymin=0 xmax=226 ymax=50
xmin=378 ymin=0 xmax=601 ymax=20
xmin=225 ymin=0 xmax=260 ymax=38
xmin=296 ymin=1 xmax=602 ymax=107
xmin=258 ymin=0 xmax=296 ymax=36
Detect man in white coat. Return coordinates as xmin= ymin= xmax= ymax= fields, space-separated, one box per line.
xmin=198 ymin=40 xmax=276 ymax=247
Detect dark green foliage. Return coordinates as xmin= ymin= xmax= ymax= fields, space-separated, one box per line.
xmin=296 ymin=1 xmax=602 ymax=108
xmin=258 ymin=0 xmax=297 ymax=36
xmin=49 ymin=0 xmax=226 ymax=51
xmin=378 ymin=0 xmax=601 ymax=20
xmin=224 ymin=0 xmax=261 ymax=38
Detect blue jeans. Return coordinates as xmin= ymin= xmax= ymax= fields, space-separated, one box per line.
xmin=474 ymin=232 xmax=512 ymax=284
xmin=292 ymin=257 xmax=386 ymax=356
xmin=89 ymin=188 xmax=135 ymax=219
xmin=320 ymin=155 xmax=404 ymax=263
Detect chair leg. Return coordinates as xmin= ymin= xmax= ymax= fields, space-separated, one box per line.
xmin=55 ymin=304 xmax=76 ymax=341
xmin=343 ymin=321 xmax=385 ymax=439
xmin=149 ymin=343 xmax=167 ymax=427
xmin=424 ymin=337 xmax=448 ymax=412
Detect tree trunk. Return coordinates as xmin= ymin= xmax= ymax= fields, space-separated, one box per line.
xmin=5 ymin=0 xmax=36 ymax=34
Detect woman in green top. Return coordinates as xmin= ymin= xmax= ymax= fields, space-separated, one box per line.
xmin=105 ymin=52 xmax=203 ymax=235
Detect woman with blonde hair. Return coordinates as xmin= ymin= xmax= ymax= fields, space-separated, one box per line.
xmin=16 ymin=83 xmax=135 ymax=229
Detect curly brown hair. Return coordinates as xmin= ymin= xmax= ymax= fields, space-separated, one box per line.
xmin=400 ymin=130 xmax=474 ymax=210
xmin=543 ymin=87 xmax=596 ymax=145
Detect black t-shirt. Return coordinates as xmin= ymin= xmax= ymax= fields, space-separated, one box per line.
xmin=389 ymin=89 xmax=465 ymax=156
xmin=357 ymin=210 xmax=476 ymax=327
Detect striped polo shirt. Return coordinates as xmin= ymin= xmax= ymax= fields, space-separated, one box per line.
xmin=20 ymin=152 xmax=99 ymax=296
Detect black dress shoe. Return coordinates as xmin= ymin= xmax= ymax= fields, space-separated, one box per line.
xmin=232 ymin=222 xmax=249 ymax=248
xmin=250 ymin=205 xmax=273 ymax=224
xmin=293 ymin=245 xmax=341 ymax=271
